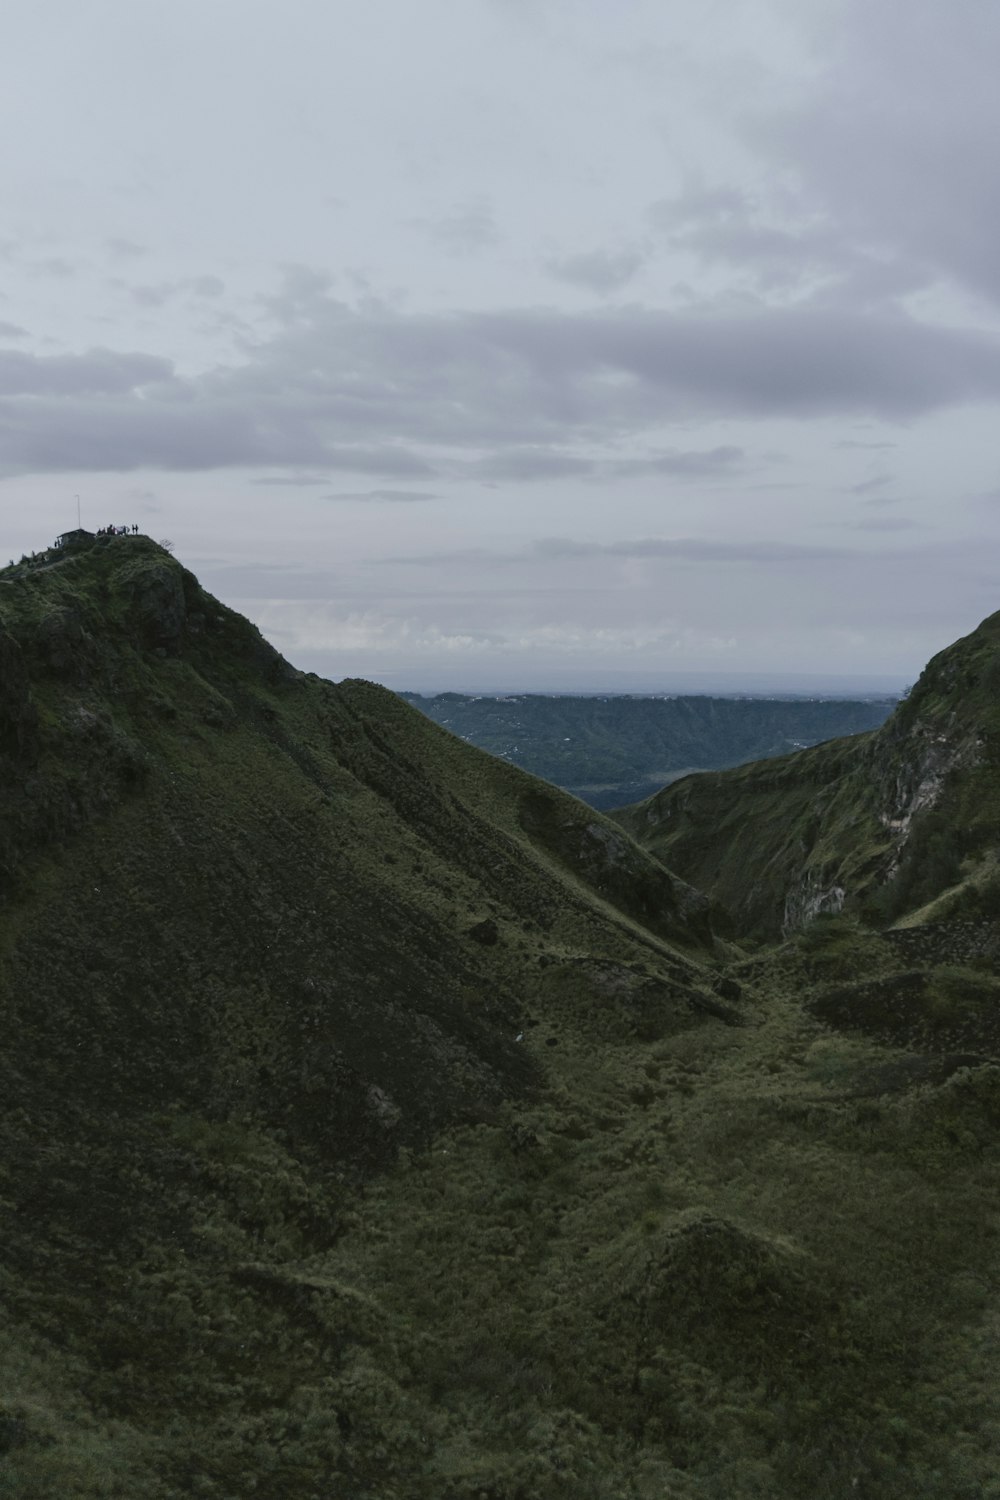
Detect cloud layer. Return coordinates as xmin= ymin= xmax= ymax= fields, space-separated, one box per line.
xmin=2 ymin=0 xmax=999 ymax=688
xmin=3 ymin=290 xmax=1000 ymax=478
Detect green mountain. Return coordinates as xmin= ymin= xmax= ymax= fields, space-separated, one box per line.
xmin=614 ymin=608 xmax=1000 ymax=939
xmin=2 ymin=537 xmax=998 ymax=1498
xmin=401 ymin=690 xmax=895 ymax=810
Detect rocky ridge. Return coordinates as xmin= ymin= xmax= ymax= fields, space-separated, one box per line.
xmin=615 ymin=606 xmax=1000 ymax=937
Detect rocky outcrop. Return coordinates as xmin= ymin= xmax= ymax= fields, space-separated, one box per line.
xmin=124 ymin=559 xmax=188 ymax=649
xmin=619 ymin=606 xmax=1000 ymax=937
xmin=871 ymin=712 xmax=982 ymax=881
xmin=782 ymin=871 xmax=846 ymax=934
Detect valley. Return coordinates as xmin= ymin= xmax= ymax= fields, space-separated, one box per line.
xmin=0 ymin=534 xmax=997 ymax=1499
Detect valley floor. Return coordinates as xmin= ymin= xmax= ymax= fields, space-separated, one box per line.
xmin=7 ymin=925 xmax=997 ymax=1499
xmin=321 ymin=931 xmax=1000 ymax=1498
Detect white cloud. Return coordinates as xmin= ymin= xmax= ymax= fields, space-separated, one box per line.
xmin=3 ymin=288 xmax=1000 ymax=479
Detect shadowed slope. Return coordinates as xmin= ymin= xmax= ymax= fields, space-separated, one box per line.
xmin=0 ymin=536 xmax=724 ymax=1169
xmin=0 ymin=535 xmax=739 ymax=1492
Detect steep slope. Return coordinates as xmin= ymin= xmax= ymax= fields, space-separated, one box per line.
xmin=0 ymin=535 xmax=724 ymax=1164
xmin=0 ymin=533 xmax=736 ymax=1489
xmin=615 ymin=607 xmax=1000 ymax=938
xmin=3 ymin=538 xmax=1000 ymax=1499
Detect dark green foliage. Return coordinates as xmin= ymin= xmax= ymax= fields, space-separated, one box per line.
xmin=615 ymin=735 xmax=890 ymax=938
xmin=618 ymin=603 xmax=1000 ymax=939
xmin=2 ymin=536 xmax=1000 ymax=1496
xmin=402 ymin=689 xmax=894 ymax=808
xmin=865 ymin=807 xmax=967 ymax=923
xmin=810 ymin=965 xmax=1000 ymax=1053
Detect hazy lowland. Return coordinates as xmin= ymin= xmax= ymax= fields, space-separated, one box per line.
xmin=2 ymin=533 xmax=999 ymax=1498
xmin=401 ymin=691 xmax=896 ymax=809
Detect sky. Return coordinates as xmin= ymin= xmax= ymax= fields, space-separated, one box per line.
xmin=3 ymin=0 xmax=1000 ymax=692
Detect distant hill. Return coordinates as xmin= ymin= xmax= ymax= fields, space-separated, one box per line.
xmin=400 ymin=690 xmax=896 ymax=808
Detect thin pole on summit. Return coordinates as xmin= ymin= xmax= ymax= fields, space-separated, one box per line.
xmin=75 ymin=494 xmax=81 ymax=529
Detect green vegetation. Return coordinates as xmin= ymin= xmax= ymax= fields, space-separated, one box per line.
xmin=1 ymin=535 xmax=998 ymax=1496
xmin=616 ymin=605 xmax=1000 ymax=939
xmin=402 ymin=690 xmax=894 ymax=810
xmin=614 ymin=736 xmax=891 ymax=938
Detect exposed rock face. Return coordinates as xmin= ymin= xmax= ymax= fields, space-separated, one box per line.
xmin=782 ymin=872 xmax=846 ymax=934
xmin=878 ymin=733 xmax=956 ymax=834
xmin=616 ymin=606 xmax=1000 ymax=936
xmin=871 ymin=705 xmax=982 ymax=884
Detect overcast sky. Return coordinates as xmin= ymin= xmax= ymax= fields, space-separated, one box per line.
xmin=3 ymin=0 xmax=1000 ymax=691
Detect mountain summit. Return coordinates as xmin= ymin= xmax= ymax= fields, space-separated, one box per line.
xmin=0 ymin=532 xmax=724 ymax=1162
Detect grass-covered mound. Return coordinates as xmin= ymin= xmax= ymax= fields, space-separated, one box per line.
xmin=809 ymin=964 xmax=1000 ymax=1052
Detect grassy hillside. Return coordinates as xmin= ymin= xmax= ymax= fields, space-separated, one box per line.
xmin=402 ymin=691 xmax=894 ymax=809
xmin=2 ymin=537 xmax=999 ymax=1497
xmin=615 ymin=607 xmax=1000 ymax=939
xmin=0 ymin=533 xmax=728 ymax=1154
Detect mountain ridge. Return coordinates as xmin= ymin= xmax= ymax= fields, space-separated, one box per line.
xmin=613 ymin=606 xmax=1000 ymax=938
xmin=400 ymin=689 xmax=895 ymax=810
xmin=2 ymin=534 xmax=999 ymax=1498
xmin=0 ymin=534 xmax=726 ymax=1167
